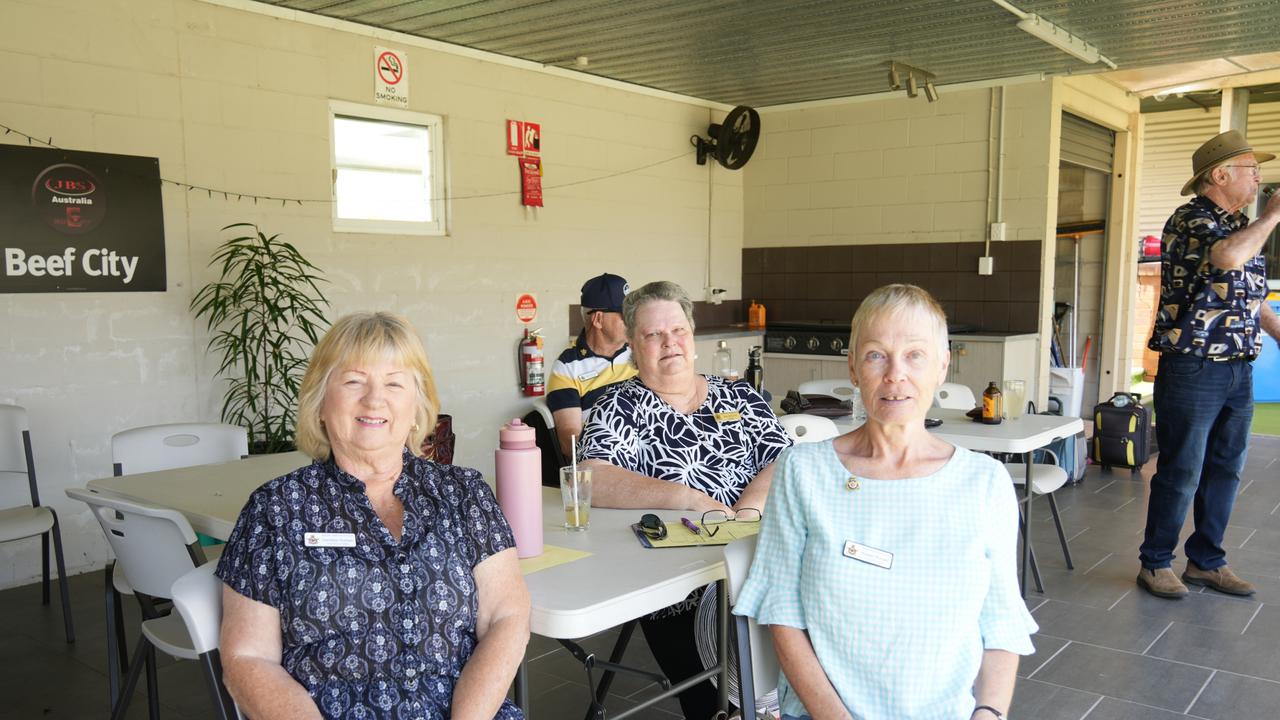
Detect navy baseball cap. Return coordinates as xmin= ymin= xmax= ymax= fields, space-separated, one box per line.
xmin=580 ymin=273 xmax=629 ymax=312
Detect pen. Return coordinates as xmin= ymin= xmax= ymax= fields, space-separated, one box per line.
xmin=681 ymin=517 xmax=701 ymax=535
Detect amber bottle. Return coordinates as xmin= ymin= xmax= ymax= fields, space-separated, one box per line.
xmin=981 ymin=381 xmax=1004 ymax=425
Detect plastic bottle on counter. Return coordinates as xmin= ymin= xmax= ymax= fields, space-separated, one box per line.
xmin=494 ymin=418 xmax=543 ymax=558
xmin=713 ymin=340 xmax=738 ymax=380
xmin=748 ymin=300 xmax=767 ymax=329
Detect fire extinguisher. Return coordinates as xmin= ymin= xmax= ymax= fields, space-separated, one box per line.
xmin=518 ymin=328 xmax=545 ymax=396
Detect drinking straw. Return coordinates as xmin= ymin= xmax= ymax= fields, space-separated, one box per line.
xmin=571 ymin=434 xmax=580 ymax=526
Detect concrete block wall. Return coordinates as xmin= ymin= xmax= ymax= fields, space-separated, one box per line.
xmin=744 ymin=82 xmax=1057 ymax=250
xmin=0 ymin=0 xmax=742 ymax=586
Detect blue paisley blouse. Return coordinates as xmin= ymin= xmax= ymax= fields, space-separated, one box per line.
xmin=578 ymin=375 xmax=792 ymax=507
xmin=215 ymin=449 xmax=521 ymax=720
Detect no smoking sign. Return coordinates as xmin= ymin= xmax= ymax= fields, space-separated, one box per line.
xmin=374 ymin=46 xmax=409 ymax=108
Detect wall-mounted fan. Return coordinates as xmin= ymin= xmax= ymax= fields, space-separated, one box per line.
xmin=692 ymin=105 xmax=761 ymax=170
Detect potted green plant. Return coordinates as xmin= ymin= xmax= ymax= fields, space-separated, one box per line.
xmin=191 ymin=223 xmax=330 ymax=454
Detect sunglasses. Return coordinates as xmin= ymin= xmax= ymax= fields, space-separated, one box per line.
xmin=639 ymin=513 xmax=668 ymax=541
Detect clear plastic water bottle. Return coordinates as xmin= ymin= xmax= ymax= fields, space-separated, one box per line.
xmin=850 ymin=386 xmax=866 ymax=421
xmin=713 ymin=340 xmax=737 ymax=380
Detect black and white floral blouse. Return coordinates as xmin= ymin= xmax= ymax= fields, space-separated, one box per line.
xmin=578 ymin=375 xmax=792 ymax=506
xmin=215 ymin=449 xmax=521 ymax=720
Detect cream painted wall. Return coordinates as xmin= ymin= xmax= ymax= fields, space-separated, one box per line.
xmin=744 ymin=80 xmax=1060 ymax=404
xmin=742 ymin=75 xmax=1141 ymax=410
xmin=744 ymin=81 xmax=1056 ymax=249
xmin=0 ymin=0 xmax=743 ymax=586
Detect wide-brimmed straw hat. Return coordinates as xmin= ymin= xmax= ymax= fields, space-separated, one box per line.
xmin=1181 ymin=130 xmax=1275 ymax=196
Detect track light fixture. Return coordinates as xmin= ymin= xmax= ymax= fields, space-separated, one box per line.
xmin=886 ymin=61 xmax=938 ymax=102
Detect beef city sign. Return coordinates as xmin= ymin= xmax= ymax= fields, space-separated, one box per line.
xmin=7 ymin=247 xmax=140 ymax=284
xmin=0 ymin=145 xmax=165 ymax=292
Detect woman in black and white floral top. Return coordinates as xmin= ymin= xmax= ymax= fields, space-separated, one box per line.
xmin=580 ymin=280 xmax=791 ymax=720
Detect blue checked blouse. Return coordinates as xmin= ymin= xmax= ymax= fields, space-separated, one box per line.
xmin=734 ymin=441 xmax=1037 ymax=720
xmin=215 ymin=449 xmax=521 ymax=720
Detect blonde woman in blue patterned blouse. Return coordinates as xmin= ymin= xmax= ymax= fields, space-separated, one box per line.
xmin=734 ymin=285 xmax=1037 ymax=720
xmin=217 ymin=312 xmax=530 ymax=720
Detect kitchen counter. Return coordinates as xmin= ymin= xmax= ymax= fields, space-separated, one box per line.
xmin=567 ymin=325 xmax=762 ymax=344
xmin=951 ymin=331 xmax=1038 ymax=341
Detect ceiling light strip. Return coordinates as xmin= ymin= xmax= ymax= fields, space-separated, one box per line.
xmin=990 ymin=0 xmax=1117 ymax=69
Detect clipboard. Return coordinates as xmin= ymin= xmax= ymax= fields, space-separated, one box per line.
xmin=630 ymin=520 xmax=760 ymax=548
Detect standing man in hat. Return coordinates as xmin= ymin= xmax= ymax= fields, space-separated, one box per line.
xmin=1138 ymin=130 xmax=1280 ymax=599
xmin=546 ymin=273 xmax=637 ymax=457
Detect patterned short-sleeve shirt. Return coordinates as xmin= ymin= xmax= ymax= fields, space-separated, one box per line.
xmin=215 ymin=449 xmax=521 ymax=720
xmin=1148 ymin=195 xmax=1270 ymax=360
xmin=578 ymin=375 xmax=792 ymax=507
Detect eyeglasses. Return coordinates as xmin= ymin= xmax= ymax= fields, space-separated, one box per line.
xmin=1222 ymin=165 xmax=1261 ymax=177
xmin=639 ymin=513 xmax=667 ymax=541
xmin=701 ymin=508 xmax=762 ymax=537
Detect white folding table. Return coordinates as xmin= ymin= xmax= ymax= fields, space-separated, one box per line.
xmin=833 ymin=408 xmax=1084 ymax=596
xmin=85 ymin=455 xmax=733 ymax=718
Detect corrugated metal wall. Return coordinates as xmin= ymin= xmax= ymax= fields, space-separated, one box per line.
xmin=1139 ymin=101 xmax=1280 ymax=238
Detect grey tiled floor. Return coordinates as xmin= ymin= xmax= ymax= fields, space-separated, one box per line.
xmin=3 ymin=435 xmax=1278 ymax=719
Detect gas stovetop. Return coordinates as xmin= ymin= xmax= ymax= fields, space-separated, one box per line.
xmin=764 ymin=321 xmax=979 ymax=357
xmin=764 ymin=322 xmax=851 ymax=356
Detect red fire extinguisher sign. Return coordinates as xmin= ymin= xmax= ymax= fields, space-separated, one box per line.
xmin=515 ymin=293 xmax=538 ymax=324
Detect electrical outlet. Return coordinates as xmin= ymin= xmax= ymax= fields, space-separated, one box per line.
xmin=989 ymin=222 xmax=1006 ymax=242
xmin=978 ymin=256 xmax=994 ymax=275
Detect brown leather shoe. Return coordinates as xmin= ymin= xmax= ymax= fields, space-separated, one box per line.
xmin=1137 ymin=567 xmax=1189 ymax=599
xmin=1182 ymin=562 xmax=1256 ymax=597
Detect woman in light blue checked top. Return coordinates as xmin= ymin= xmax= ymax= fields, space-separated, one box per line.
xmin=734 ymin=284 xmax=1037 ymax=720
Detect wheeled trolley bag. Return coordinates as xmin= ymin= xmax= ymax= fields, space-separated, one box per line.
xmin=1089 ymin=392 xmax=1151 ymax=471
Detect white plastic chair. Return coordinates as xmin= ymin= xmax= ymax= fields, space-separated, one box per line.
xmin=1005 ymin=449 xmax=1075 ymax=575
xmin=105 ymin=422 xmax=244 ymax=701
xmin=934 ymin=382 xmax=977 ymax=410
xmin=725 ymin=535 xmax=780 ymax=720
xmin=522 ymin=399 xmax=567 ymax=488
xmin=171 ymin=564 xmax=243 ymax=720
xmin=796 ymin=379 xmax=856 ymax=400
xmin=779 ymin=414 xmax=839 ymax=443
xmin=0 ymin=404 xmax=74 ymax=643
xmin=110 ymin=423 xmax=248 ymax=476
xmin=65 ymin=486 xmax=227 ymax=720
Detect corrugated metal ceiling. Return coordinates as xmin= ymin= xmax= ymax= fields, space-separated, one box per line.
xmin=256 ymin=0 xmax=1280 ymax=107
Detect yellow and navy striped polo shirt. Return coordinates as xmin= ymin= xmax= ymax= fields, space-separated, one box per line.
xmin=546 ymin=331 xmax=637 ymax=415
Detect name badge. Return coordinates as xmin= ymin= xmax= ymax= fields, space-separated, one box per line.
xmin=843 ymin=540 xmax=893 ymax=569
xmin=713 ymin=411 xmax=742 ymax=423
xmin=304 ymin=532 xmax=356 ymax=548
xmin=578 ymin=370 xmax=600 ymax=381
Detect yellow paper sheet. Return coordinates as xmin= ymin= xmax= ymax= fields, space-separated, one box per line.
xmin=633 ymin=520 xmax=761 ymax=548
xmin=519 ymin=543 xmax=592 ymax=575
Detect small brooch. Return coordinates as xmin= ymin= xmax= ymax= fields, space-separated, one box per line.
xmin=846 ymin=476 xmax=861 ymax=491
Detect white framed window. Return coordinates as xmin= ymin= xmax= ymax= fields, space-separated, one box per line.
xmin=329 ymin=100 xmax=447 ymax=235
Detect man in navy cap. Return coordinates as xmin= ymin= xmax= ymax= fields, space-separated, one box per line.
xmin=546 ymin=273 xmax=638 ymax=457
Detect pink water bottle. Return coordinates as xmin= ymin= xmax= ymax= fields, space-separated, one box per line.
xmin=495 ymin=418 xmax=543 ymax=558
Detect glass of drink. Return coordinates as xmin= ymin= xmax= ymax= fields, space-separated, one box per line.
xmin=559 ymin=467 xmax=592 ymax=531
xmin=1003 ymin=380 xmax=1026 ymax=420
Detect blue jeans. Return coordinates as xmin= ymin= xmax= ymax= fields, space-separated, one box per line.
xmin=1139 ymin=353 xmax=1254 ymax=571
